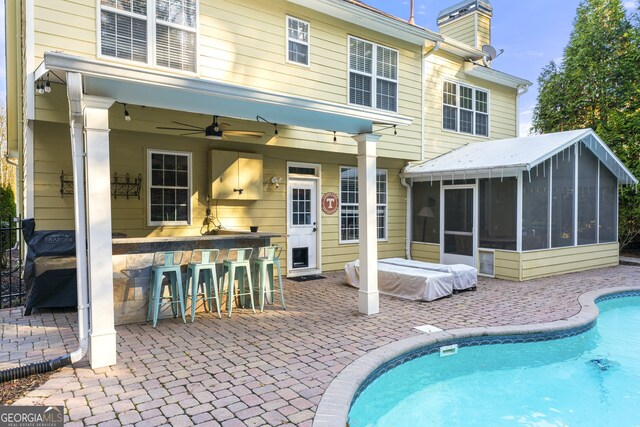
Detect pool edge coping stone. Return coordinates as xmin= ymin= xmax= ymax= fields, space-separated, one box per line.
xmin=312 ymin=285 xmax=640 ymax=427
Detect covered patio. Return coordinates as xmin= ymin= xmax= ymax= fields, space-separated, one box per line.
xmin=3 ymin=266 xmax=640 ymax=425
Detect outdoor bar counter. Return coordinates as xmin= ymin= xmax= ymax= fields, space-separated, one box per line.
xmin=112 ymin=231 xmax=280 ymax=325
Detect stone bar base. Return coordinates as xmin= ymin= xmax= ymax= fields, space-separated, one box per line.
xmin=112 ymin=233 xmax=278 ymax=325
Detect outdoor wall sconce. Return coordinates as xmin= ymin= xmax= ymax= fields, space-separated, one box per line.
xmin=123 ymin=104 xmax=131 ymax=122
xmin=270 ymin=176 xmax=283 ymax=189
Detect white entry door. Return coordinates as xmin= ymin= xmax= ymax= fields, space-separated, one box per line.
xmin=287 ymin=179 xmax=318 ymax=274
xmin=442 ymin=186 xmax=476 ymax=267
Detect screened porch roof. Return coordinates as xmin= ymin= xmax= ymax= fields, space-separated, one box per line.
xmin=401 ymin=128 xmax=638 ymax=185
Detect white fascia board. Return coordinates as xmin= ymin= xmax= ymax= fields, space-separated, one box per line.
xmin=401 ymin=166 xmax=525 ymax=181
xmin=287 ymin=0 xmax=442 ymax=45
xmin=463 ymin=62 xmax=532 ymax=89
xmin=42 ymin=52 xmax=412 ymax=134
xmin=439 ymin=36 xmax=485 ymax=60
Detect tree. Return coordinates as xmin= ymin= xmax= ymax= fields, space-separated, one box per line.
xmin=532 ymin=0 xmax=640 ymax=250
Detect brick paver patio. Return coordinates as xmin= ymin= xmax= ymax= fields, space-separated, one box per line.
xmin=2 ymin=265 xmax=640 ymax=426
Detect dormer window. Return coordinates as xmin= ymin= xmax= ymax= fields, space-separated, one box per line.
xmin=287 ymin=16 xmax=310 ymax=66
xmin=348 ymin=36 xmax=398 ymax=112
xmin=100 ymin=0 xmax=197 ymax=72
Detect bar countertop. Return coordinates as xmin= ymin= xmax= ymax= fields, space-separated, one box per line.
xmin=111 ymin=231 xmax=282 ymax=255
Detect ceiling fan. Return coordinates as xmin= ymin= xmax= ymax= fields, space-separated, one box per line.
xmin=157 ymin=115 xmax=265 ymax=140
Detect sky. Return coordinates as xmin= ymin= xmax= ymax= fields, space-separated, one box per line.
xmin=364 ymin=0 xmax=638 ymax=135
xmin=0 ymin=1 xmax=637 ymax=136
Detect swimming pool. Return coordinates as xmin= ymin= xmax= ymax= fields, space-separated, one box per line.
xmin=348 ymin=294 xmax=640 ymax=427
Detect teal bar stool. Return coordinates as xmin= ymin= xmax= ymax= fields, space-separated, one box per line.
xmin=186 ymin=248 xmax=221 ymax=322
xmin=147 ymin=251 xmax=186 ymax=328
xmin=219 ymin=248 xmax=255 ymax=317
xmin=252 ymin=245 xmax=286 ymax=312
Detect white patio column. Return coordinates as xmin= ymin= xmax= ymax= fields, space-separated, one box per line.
xmin=83 ymin=95 xmax=117 ymax=368
xmin=354 ymin=133 xmax=381 ymax=315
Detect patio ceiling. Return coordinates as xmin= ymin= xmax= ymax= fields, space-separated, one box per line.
xmin=402 ymin=128 xmax=638 ymax=185
xmin=37 ymin=52 xmax=412 ymax=135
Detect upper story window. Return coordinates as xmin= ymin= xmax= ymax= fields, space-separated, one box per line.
xmin=100 ymin=0 xmax=197 ymax=72
xmin=348 ymin=36 xmax=398 ymax=112
xmin=443 ymin=81 xmax=489 ymax=137
xmin=148 ymin=150 xmax=191 ymax=226
xmin=287 ymin=16 xmax=309 ymax=66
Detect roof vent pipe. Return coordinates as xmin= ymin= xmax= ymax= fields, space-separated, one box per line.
xmin=409 ymin=0 xmax=415 ymax=25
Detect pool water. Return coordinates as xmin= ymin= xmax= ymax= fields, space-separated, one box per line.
xmin=349 ymin=296 xmax=640 ymax=427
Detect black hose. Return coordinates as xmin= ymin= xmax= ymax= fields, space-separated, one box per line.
xmin=0 ymin=355 xmax=72 ymax=383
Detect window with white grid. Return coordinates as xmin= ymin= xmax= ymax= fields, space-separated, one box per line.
xmin=349 ymin=36 xmax=398 ymax=112
xmin=287 ymin=16 xmax=309 ymax=66
xmin=100 ymin=0 xmax=197 ymax=72
xmin=339 ymin=167 xmax=387 ymax=243
xmin=442 ymin=81 xmax=489 ymax=137
xmin=148 ymin=150 xmax=191 ymax=225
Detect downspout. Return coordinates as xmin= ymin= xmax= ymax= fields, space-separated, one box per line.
xmin=400 ymin=40 xmax=441 ymax=260
xmin=0 ymin=73 xmax=88 ymax=383
xmin=516 ymin=84 xmax=529 ymax=136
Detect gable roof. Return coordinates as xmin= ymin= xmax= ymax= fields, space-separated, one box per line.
xmin=401 ymin=129 xmax=638 ymax=185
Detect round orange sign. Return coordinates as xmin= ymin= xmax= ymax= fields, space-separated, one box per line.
xmin=321 ymin=192 xmax=339 ymax=215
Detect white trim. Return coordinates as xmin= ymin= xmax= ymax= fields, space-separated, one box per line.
xmin=516 ymin=172 xmax=523 ymax=252
xmin=440 ymin=182 xmax=477 ymax=267
xmin=441 ymin=78 xmax=491 ymax=138
xmin=573 ymin=144 xmax=578 ymax=246
xmin=286 ymin=15 xmax=311 ymax=67
xmin=286 ymin=161 xmax=322 ymax=276
xmin=96 ymin=0 xmax=198 ymax=75
xmin=42 ymin=52 xmax=412 ymax=134
xmin=347 ymin=35 xmax=399 ymax=113
xmin=146 ymin=149 xmax=193 ymax=227
xmin=596 ymin=160 xmax=600 ymax=243
xmin=288 ymin=0 xmax=441 ymax=46
xmin=463 ymin=61 xmax=533 ymax=89
xmin=338 ymin=165 xmax=388 ymax=244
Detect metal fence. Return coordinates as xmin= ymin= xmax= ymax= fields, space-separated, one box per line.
xmin=0 ymin=217 xmax=24 ymax=308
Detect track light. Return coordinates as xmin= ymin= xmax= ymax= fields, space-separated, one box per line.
xmin=123 ymin=104 xmax=131 ymax=122
xmin=44 ymin=73 xmax=51 ymax=93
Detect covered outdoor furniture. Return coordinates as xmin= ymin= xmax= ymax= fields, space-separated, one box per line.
xmin=379 ymin=258 xmax=477 ymax=291
xmin=344 ymin=259 xmax=454 ymax=301
xmin=22 ymin=218 xmax=77 ymax=315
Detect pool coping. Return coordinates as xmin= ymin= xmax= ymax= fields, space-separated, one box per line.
xmin=312 ymin=286 xmax=640 ymax=427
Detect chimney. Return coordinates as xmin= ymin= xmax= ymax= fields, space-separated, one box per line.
xmin=437 ymin=0 xmax=493 ymax=49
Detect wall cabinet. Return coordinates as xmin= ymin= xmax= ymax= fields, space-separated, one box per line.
xmin=210 ymin=150 xmax=263 ymax=200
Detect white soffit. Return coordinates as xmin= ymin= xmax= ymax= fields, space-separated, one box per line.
xmin=464 ymin=62 xmax=532 ymax=89
xmin=39 ymin=52 xmax=412 ymax=134
xmin=402 ymin=129 xmax=638 ymax=185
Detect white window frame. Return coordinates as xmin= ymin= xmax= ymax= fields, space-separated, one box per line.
xmin=442 ymin=79 xmax=490 ymax=137
xmin=147 ymin=149 xmax=192 ymax=226
xmin=97 ymin=0 xmax=199 ymax=74
xmin=348 ymin=35 xmax=399 ymax=112
xmin=286 ymin=15 xmax=310 ymax=67
xmin=339 ymin=166 xmax=388 ymax=244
